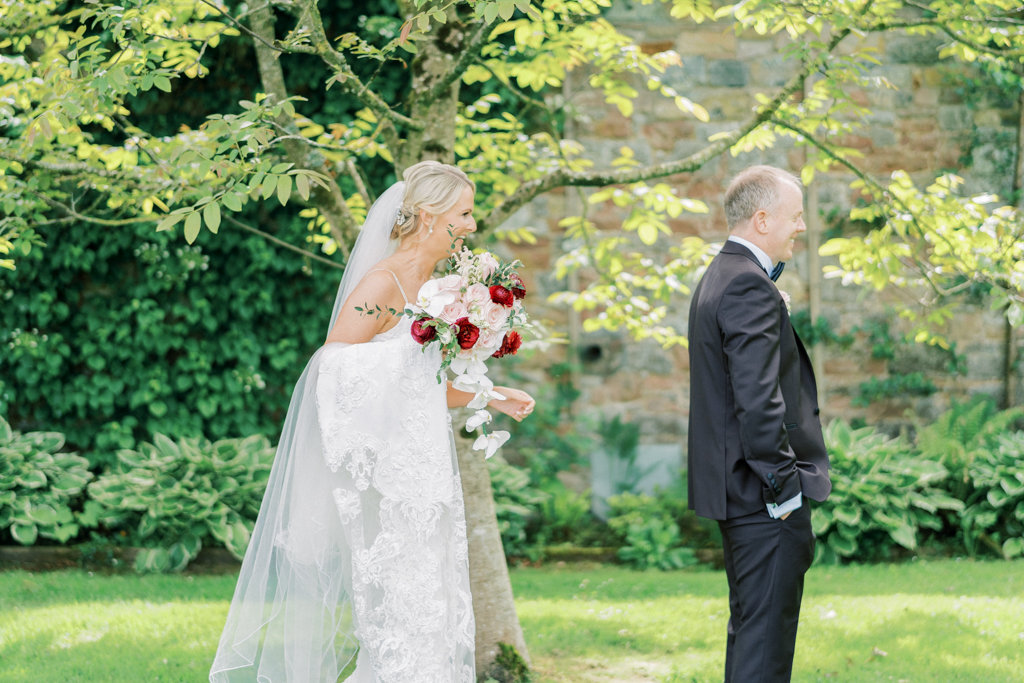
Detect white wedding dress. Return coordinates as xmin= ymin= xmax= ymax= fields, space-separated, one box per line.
xmin=210 ymin=183 xmax=475 ymax=682
xmin=315 ymin=313 xmax=475 ymax=682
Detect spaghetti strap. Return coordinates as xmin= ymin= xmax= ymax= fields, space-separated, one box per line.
xmin=369 ymin=269 xmax=410 ymax=304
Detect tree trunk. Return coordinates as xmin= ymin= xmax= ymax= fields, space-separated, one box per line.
xmin=402 ymin=11 xmax=531 ymax=677
xmin=249 ymin=6 xmax=356 ymax=252
xmin=398 ymin=12 xmax=464 ymax=168
xmin=453 ymin=426 xmax=531 ymax=679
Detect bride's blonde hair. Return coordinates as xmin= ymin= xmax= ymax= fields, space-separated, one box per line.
xmin=392 ymin=160 xmax=475 ymax=241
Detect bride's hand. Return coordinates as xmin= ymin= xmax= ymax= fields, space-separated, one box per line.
xmin=490 ymin=387 xmax=535 ymax=422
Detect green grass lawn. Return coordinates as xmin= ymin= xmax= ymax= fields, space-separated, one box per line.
xmin=1 ymin=559 xmax=1021 ymax=682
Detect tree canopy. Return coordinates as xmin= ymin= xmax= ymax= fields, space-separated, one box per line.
xmin=4 ymin=0 xmax=1024 ymax=339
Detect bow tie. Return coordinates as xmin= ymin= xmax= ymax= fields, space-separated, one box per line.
xmin=769 ymin=262 xmax=785 ymax=282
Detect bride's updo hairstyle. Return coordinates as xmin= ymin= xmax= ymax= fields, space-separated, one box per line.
xmin=392 ymin=160 xmax=475 ymax=241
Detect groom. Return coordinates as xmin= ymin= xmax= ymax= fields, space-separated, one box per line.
xmin=687 ymin=165 xmax=831 ymax=682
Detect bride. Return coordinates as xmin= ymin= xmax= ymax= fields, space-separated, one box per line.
xmin=210 ymin=161 xmax=535 ymax=682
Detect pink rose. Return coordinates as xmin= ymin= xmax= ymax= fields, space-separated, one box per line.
xmin=410 ymin=318 xmax=437 ymax=345
xmin=492 ymin=330 xmax=522 ymax=358
xmin=477 ymin=326 xmax=505 ymax=351
xmin=464 ymin=282 xmax=491 ymax=309
xmin=439 ymin=300 xmax=470 ymax=325
xmin=482 ymin=301 xmax=511 ymax=330
xmin=455 ymin=317 xmax=480 ymax=349
xmin=477 ymin=252 xmax=499 ymax=278
xmin=489 ymin=285 xmax=514 ymax=307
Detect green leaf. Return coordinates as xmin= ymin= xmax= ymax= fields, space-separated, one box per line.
xmin=27 ymin=503 xmax=59 ymax=525
xmin=222 ymin=191 xmax=244 ymax=212
xmin=276 ymin=175 xmax=292 ymax=206
xmin=11 ymin=522 xmax=38 ymax=545
xmin=1003 ymin=536 xmax=1024 ymax=559
xmin=156 ymin=212 xmax=185 ymax=233
xmin=153 ymin=75 xmax=172 ymax=93
xmin=184 ymin=211 xmax=201 ymax=243
xmin=498 ymin=0 xmax=516 ymax=20
xmin=203 ymin=202 xmax=221 ymax=234
xmin=826 ymin=532 xmax=857 ymax=557
xmin=890 ymin=524 xmax=917 ymax=550
xmin=295 ymin=173 xmax=310 ymax=201
xmin=16 ymin=470 xmax=47 ymax=489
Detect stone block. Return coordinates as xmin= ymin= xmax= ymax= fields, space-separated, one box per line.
xmin=886 ymin=35 xmax=945 ymax=65
xmin=642 ymin=119 xmax=697 ymax=151
xmin=938 ymin=105 xmax=972 ymax=131
xmin=748 ymin=55 xmax=793 ymax=88
xmin=675 ymin=29 xmax=738 ymax=58
xmin=707 ymin=59 xmax=748 ymax=88
xmin=663 ymin=58 xmax=708 ymax=90
xmin=736 ymin=37 xmax=776 ymax=60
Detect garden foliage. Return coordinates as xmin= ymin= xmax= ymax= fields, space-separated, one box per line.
xmin=0 ymin=222 xmax=338 ymax=465
xmin=83 ymin=433 xmax=275 ymax=572
xmin=0 ymin=417 xmax=92 ymax=546
xmin=3 ymin=398 xmax=1024 ymax=570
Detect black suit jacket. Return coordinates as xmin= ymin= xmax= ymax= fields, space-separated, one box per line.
xmin=687 ymin=241 xmax=831 ymax=521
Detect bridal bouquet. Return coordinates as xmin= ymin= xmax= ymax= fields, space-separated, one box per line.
xmin=406 ymin=248 xmax=528 ymax=457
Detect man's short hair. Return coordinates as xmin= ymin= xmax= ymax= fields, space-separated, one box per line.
xmin=724 ymin=165 xmax=801 ymax=230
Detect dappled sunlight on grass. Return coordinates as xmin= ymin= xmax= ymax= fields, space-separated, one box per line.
xmin=0 ymin=560 xmax=1022 ymax=682
xmin=513 ymin=561 xmax=1024 ymax=682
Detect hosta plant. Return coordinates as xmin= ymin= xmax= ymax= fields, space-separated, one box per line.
xmin=607 ymin=492 xmax=697 ymax=570
xmin=0 ymin=417 xmax=93 ymax=545
xmin=961 ymin=432 xmax=1024 ymax=559
xmin=813 ymin=420 xmax=964 ymax=564
xmin=83 ymin=433 xmax=274 ymax=572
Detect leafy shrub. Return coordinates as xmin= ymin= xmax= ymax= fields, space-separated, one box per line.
xmin=607 ymin=492 xmax=697 ymax=570
xmin=0 ymin=417 xmax=92 ymax=545
xmin=532 ymin=482 xmax=613 ymax=550
xmin=0 ymin=221 xmax=338 ymax=468
xmin=961 ymin=432 xmax=1024 ymax=559
xmin=814 ymin=420 xmax=964 ymax=564
xmin=83 ymin=433 xmax=274 ymax=572
xmin=487 ymin=456 xmax=548 ymax=561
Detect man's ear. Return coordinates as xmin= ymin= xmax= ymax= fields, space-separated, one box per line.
xmin=754 ymin=209 xmax=769 ymax=234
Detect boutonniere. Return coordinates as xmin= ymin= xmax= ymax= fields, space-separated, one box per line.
xmin=778 ymin=289 xmax=791 ymax=313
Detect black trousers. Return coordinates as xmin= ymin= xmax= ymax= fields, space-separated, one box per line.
xmin=717 ymin=503 xmax=815 ymax=683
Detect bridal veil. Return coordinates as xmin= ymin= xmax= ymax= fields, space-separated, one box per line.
xmin=209 ymin=183 xmax=406 ymax=682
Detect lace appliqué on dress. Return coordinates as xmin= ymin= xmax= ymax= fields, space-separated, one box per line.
xmin=316 ymin=321 xmax=474 ymax=683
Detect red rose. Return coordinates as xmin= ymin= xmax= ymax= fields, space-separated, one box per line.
xmin=455 ymin=317 xmax=480 ymax=349
xmin=509 ymin=274 xmax=526 ymax=300
xmin=489 ymin=285 xmax=514 ymax=307
xmin=492 ymin=330 xmax=522 ymax=358
xmin=410 ymin=318 xmax=437 ymax=345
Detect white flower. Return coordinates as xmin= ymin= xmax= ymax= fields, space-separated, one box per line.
xmin=416 ymin=274 xmax=461 ymax=317
xmin=451 ymin=355 xmax=489 ymax=380
xmin=779 ymin=289 xmax=792 ymax=313
xmin=465 ymin=409 xmax=492 ymax=432
xmin=473 ymin=430 xmax=510 ymax=458
xmin=467 ymin=385 xmax=506 ymax=410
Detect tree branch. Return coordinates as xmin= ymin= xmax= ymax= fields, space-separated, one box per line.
xmin=767 ymin=116 xmax=963 ymax=300
xmin=198 ymin=0 xmax=287 ymax=53
xmin=423 ymin=18 xmax=492 ymax=104
xmin=249 ymin=3 xmax=355 ymax=256
xmin=224 ymin=215 xmax=343 ymax=269
xmin=287 ymin=0 xmax=421 ymax=135
xmin=478 ymin=27 xmax=840 ymax=231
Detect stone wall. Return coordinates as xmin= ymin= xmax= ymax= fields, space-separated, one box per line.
xmin=493 ymin=5 xmax=1024 ymax=491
